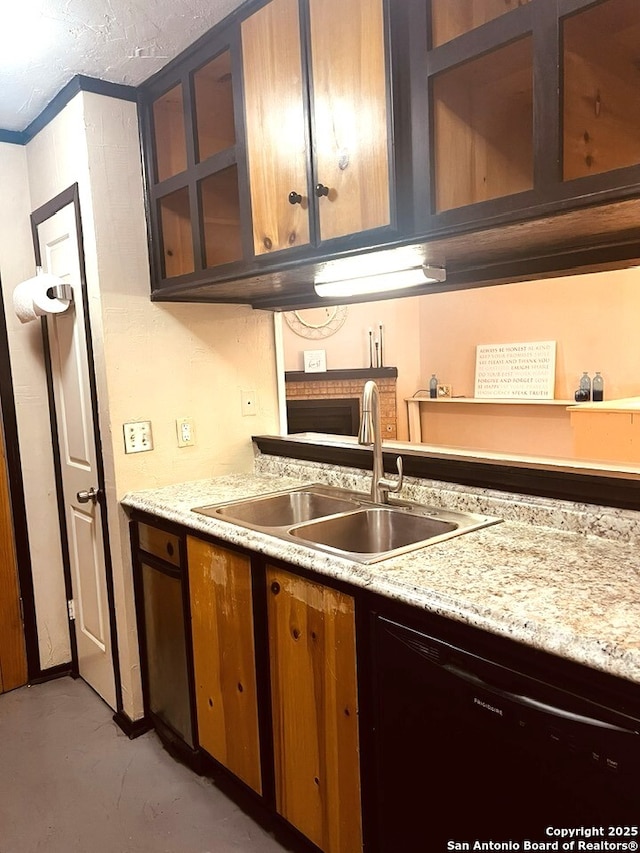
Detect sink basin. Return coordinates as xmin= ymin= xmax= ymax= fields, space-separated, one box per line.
xmin=291 ymin=507 xmax=457 ymax=556
xmin=193 ymin=485 xmax=501 ymax=563
xmin=194 ymin=485 xmax=360 ymax=528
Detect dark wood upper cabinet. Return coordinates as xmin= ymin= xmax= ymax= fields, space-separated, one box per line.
xmin=409 ymin=0 xmax=640 ymax=234
xmin=139 ymin=0 xmax=640 ymax=307
xmin=141 ymin=21 xmax=250 ymax=288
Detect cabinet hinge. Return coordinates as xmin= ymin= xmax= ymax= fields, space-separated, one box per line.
xmin=67 ymin=599 xmax=76 ymax=621
xmin=19 ymin=596 xmax=24 ymax=625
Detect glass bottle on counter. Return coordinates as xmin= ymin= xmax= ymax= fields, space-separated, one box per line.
xmin=579 ymin=372 xmax=592 ymax=400
xmin=429 ymin=374 xmax=438 ymax=399
xmin=592 ymin=371 xmax=604 ymax=402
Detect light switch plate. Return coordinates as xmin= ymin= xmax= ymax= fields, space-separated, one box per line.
xmin=123 ymin=421 xmax=153 ymax=454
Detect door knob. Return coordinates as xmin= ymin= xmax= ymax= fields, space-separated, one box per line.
xmin=77 ymin=487 xmax=100 ymax=505
xmin=315 ymin=183 xmax=330 ymax=198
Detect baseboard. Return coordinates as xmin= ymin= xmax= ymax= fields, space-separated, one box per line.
xmin=29 ymin=663 xmax=73 ymax=685
xmin=112 ymin=710 xmax=153 ymax=740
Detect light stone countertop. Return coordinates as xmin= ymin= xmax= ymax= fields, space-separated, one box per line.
xmin=122 ymin=469 xmax=640 ymax=688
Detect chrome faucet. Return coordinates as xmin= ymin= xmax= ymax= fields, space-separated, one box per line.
xmin=358 ymin=380 xmax=404 ymax=503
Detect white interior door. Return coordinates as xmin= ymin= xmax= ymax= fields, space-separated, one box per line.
xmin=37 ymin=204 xmax=116 ymax=709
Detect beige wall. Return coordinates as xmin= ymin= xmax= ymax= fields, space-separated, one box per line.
xmin=282 ymin=267 xmax=640 ymax=458
xmin=0 ymin=142 xmax=70 ymax=669
xmin=281 ymin=297 xmax=422 ymax=439
xmin=4 ymin=91 xmax=279 ymax=718
xmin=416 ymin=268 xmax=640 ymax=456
xmin=418 ymin=269 xmax=640 ymax=401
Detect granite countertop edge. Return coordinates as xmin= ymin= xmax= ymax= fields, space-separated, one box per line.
xmin=121 ymin=473 xmax=640 ymax=688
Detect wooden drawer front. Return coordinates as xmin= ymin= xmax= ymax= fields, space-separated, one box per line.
xmin=188 ymin=537 xmax=262 ymax=795
xmin=137 ymin=522 xmax=181 ymax=567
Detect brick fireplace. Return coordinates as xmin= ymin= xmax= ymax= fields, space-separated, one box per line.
xmin=284 ymin=367 xmax=398 ymax=438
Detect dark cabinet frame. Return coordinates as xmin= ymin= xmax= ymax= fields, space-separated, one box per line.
xmin=138 ymin=0 xmax=640 ymax=308
xmin=139 ymin=21 xmax=254 ymax=293
xmin=408 ymin=0 xmax=640 ymax=237
xmin=138 ymin=0 xmax=405 ymax=305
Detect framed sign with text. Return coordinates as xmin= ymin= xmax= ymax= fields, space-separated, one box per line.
xmin=474 ymin=341 xmax=556 ymax=399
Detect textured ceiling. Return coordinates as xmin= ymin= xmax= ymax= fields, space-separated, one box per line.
xmin=0 ymin=0 xmax=246 ymax=132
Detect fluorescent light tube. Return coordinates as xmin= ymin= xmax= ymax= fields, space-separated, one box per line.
xmin=313 ymin=265 xmax=446 ymax=299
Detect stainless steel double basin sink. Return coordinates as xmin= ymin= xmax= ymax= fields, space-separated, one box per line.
xmin=193 ymin=484 xmax=501 ymax=564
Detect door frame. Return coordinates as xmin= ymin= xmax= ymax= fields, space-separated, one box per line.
xmin=0 ymin=286 xmax=38 ymax=681
xmin=30 ymin=183 xmax=123 ymax=709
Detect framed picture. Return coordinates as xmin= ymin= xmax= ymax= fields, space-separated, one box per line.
xmin=303 ymin=349 xmax=327 ymax=373
xmin=437 ymin=384 xmax=452 ymax=398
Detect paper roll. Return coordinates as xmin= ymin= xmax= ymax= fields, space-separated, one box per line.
xmin=13 ymin=271 xmax=73 ymax=324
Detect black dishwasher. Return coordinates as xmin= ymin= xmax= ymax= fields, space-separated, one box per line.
xmin=372 ymin=615 xmax=640 ymax=851
xmin=133 ymin=520 xmax=195 ymax=752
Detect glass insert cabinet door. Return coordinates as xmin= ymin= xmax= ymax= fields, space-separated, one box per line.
xmin=432 ymin=35 xmax=533 ymax=212
xmin=152 ymin=83 xmax=188 ymax=182
xmin=562 ymin=0 xmax=640 ymax=182
xmin=150 ymin=45 xmax=243 ymax=280
xmin=428 ymin=0 xmax=639 ymax=217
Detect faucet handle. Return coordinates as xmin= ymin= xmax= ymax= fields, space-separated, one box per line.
xmin=379 ymin=455 xmax=404 ymax=496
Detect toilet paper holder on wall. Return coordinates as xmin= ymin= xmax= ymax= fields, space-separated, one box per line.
xmin=13 ymin=268 xmax=75 ymax=324
xmin=46 ymin=283 xmax=74 ymax=302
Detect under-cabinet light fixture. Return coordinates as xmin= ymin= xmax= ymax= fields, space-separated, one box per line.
xmin=313 ymin=264 xmax=446 ymax=298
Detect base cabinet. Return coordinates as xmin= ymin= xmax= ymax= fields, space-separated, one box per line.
xmin=134 ymin=522 xmax=364 ymax=852
xmin=187 ymin=537 xmax=262 ymax=795
xmin=267 ymin=565 xmax=363 ymax=853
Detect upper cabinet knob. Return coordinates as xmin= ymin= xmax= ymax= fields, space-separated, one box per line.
xmin=288 ymin=191 xmax=303 ymax=205
xmin=315 ymin=183 xmax=330 ymax=198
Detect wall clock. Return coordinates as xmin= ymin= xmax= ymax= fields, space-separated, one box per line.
xmin=283 ymin=306 xmax=348 ymax=339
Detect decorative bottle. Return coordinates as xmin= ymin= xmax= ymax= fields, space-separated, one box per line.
xmin=429 ymin=374 xmax=438 ymax=399
xmin=592 ymin=372 xmax=604 ymax=402
xmin=579 ymin=372 xmax=591 ymax=401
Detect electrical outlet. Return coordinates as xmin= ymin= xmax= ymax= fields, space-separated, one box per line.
xmin=123 ymin=421 xmax=153 ymax=454
xmin=241 ymin=390 xmax=257 ymax=416
xmin=176 ymin=417 xmax=195 ymax=447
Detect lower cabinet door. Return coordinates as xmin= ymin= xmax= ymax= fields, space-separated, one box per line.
xmin=267 ymin=565 xmax=363 ymax=853
xmin=187 ymin=537 xmax=262 ymax=794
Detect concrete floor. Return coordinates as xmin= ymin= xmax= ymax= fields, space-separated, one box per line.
xmin=0 ymin=677 xmax=289 ymax=853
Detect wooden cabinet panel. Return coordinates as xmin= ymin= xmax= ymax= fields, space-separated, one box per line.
xmin=200 ymin=166 xmax=243 ymax=268
xmin=158 ymin=187 xmax=195 ymax=278
xmin=152 ymin=83 xmax=188 ymax=182
xmin=188 ymin=537 xmax=262 ymax=794
xmin=241 ymin=0 xmax=311 ymax=256
xmin=193 ymin=50 xmax=236 ymax=162
xmin=267 ymin=565 xmax=362 ymax=853
xmin=563 ymin=0 xmax=640 ymax=181
xmin=309 ymin=0 xmax=391 ymax=241
xmin=431 ymin=0 xmax=530 ymax=47
xmin=433 ymin=36 xmax=533 ymax=212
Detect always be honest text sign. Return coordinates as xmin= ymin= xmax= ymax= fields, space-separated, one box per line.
xmin=474 ymin=341 xmax=556 ymax=399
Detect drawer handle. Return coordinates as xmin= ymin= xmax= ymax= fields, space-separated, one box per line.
xmin=270 ymin=581 xmax=281 ymax=595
